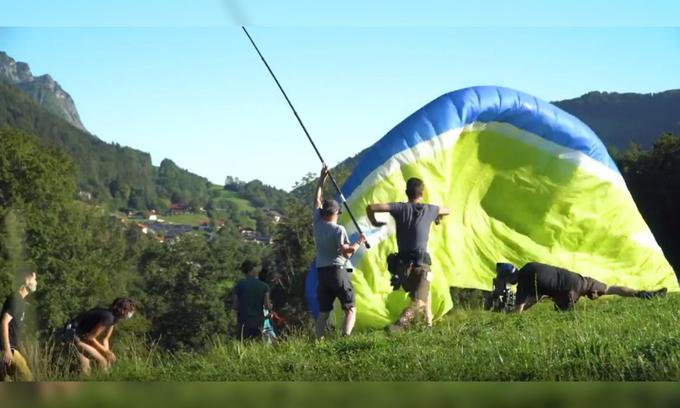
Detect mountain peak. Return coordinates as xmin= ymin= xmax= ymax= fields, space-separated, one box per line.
xmin=0 ymin=51 xmax=88 ymax=132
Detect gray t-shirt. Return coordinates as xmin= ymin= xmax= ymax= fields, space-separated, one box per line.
xmin=313 ymin=210 xmax=352 ymax=269
xmin=389 ymin=202 xmax=440 ymax=253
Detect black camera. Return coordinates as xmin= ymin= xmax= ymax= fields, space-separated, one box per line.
xmin=483 ymin=263 xmax=517 ymax=313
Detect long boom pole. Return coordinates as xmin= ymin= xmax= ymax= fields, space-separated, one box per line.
xmin=241 ymin=26 xmax=369 ymax=248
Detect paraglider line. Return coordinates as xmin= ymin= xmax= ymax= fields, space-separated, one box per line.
xmin=242 ymin=26 xmax=370 ymax=249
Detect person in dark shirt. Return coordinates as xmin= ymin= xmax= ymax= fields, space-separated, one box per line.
xmin=232 ymin=259 xmax=273 ymax=340
xmin=503 ymin=262 xmax=667 ymax=313
xmin=1 ymin=264 xmax=37 ymax=381
xmin=64 ymin=298 xmax=135 ymax=375
xmin=367 ymin=177 xmax=450 ymax=332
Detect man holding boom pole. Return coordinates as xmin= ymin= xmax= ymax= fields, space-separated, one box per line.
xmin=313 ymin=165 xmax=366 ymax=339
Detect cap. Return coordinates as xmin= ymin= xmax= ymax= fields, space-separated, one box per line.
xmin=496 ymin=262 xmax=517 ymax=279
xmin=321 ymin=199 xmax=341 ymax=216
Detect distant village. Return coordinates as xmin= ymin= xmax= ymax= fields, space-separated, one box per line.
xmin=115 ymin=201 xmax=282 ymax=244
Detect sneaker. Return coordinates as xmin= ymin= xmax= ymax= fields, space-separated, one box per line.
xmin=385 ymin=323 xmax=404 ymax=335
xmin=637 ymin=288 xmax=667 ymax=299
xmin=655 ymin=288 xmax=668 ymax=298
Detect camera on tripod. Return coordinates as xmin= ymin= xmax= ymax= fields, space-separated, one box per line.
xmin=483 ymin=262 xmax=517 ymax=313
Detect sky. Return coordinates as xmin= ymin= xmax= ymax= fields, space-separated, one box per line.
xmin=1 ymin=1 xmax=680 ymax=191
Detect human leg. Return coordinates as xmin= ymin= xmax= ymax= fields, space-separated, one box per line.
xmin=605 ymin=286 xmax=637 ymax=297
xmin=315 ymin=267 xmax=336 ymax=339
xmin=7 ymin=349 xmax=33 ymax=381
xmin=76 ymin=340 xmax=108 ymax=374
xmin=342 ymin=306 xmax=356 ymax=336
xmin=315 ymin=312 xmax=331 ymax=339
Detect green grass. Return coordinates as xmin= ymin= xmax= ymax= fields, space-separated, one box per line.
xmin=161 ymin=213 xmax=210 ymax=226
xmin=209 ymin=184 xmax=255 ymax=213
xmin=27 ymin=294 xmax=679 ymax=381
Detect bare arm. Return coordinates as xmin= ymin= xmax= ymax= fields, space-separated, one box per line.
xmin=2 ymin=313 xmax=13 ymax=364
xmin=434 ymin=206 xmax=451 ymax=225
xmin=366 ymin=203 xmax=390 ymax=227
xmin=314 ymin=166 xmax=329 ymax=210
xmin=515 ymin=296 xmax=538 ymax=314
xmin=101 ymin=325 xmax=114 ymax=351
xmin=83 ymin=324 xmax=113 ymax=359
xmin=341 ymin=233 xmax=367 ymax=257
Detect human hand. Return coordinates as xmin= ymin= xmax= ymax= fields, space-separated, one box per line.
xmin=357 ymin=233 xmax=367 ymax=244
xmin=320 ymin=165 xmax=329 ymax=179
xmin=2 ymin=350 xmax=12 ymax=366
xmin=105 ymin=350 xmax=117 ymax=363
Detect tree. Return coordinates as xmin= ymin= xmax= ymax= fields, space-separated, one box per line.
xmin=139 ymin=235 xmax=230 ymax=350
xmin=0 ymin=128 xmax=139 ymax=331
xmin=266 ymin=196 xmax=316 ymax=325
xmin=616 ymin=133 xmax=680 ymax=279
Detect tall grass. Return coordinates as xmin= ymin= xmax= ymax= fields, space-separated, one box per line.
xmin=23 ymin=294 xmax=680 ymax=381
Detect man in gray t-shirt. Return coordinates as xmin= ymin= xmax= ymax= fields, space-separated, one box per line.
xmin=367 ymin=177 xmax=450 ymax=332
xmin=313 ymin=166 xmax=366 ymax=339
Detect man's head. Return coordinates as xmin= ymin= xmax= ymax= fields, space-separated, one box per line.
xmin=496 ymin=262 xmax=518 ymax=284
xmin=111 ymin=297 xmax=135 ymax=320
xmin=320 ymin=199 xmax=341 ymax=222
xmin=405 ymin=178 xmax=425 ymax=201
xmin=17 ymin=262 xmax=37 ymax=295
xmin=240 ymin=259 xmax=260 ymax=276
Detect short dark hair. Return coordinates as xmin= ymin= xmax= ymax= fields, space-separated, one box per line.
xmin=320 ymin=199 xmax=340 ymax=217
xmin=405 ymin=178 xmax=425 ymax=200
xmin=240 ymin=259 xmax=258 ymax=275
xmin=111 ymin=297 xmax=135 ymax=318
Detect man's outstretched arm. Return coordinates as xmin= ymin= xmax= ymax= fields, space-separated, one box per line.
xmin=366 ymin=203 xmax=390 ymax=227
xmin=314 ymin=166 xmax=329 ymax=210
xmin=435 ymin=206 xmax=452 ymax=225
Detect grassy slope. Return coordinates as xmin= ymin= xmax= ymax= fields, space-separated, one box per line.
xmin=161 ymin=214 xmax=210 ymax=226
xmin=209 ymin=184 xmax=255 ymax=213
xmin=41 ymin=294 xmax=680 ymax=381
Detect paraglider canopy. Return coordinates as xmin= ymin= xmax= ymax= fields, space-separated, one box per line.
xmin=307 ymin=86 xmax=677 ymax=328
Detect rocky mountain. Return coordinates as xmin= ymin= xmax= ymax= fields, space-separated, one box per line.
xmin=0 ymin=51 xmax=87 ymax=132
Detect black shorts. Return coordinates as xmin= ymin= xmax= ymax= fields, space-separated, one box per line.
xmin=317 ymin=265 xmax=355 ymax=312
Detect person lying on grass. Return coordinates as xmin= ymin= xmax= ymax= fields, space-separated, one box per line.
xmin=61 ymin=298 xmax=135 ymax=375
xmin=498 ymin=262 xmax=667 ymax=313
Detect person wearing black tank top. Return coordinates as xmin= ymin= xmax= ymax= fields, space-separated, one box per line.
xmin=65 ymin=298 xmax=135 ymax=375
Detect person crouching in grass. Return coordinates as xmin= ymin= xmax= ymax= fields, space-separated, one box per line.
xmin=61 ymin=298 xmax=135 ymax=375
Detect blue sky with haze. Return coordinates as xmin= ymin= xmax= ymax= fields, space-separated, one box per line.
xmin=1 ymin=1 xmax=679 ymax=190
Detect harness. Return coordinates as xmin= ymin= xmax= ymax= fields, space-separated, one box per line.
xmin=386 ymin=250 xmax=431 ymax=290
